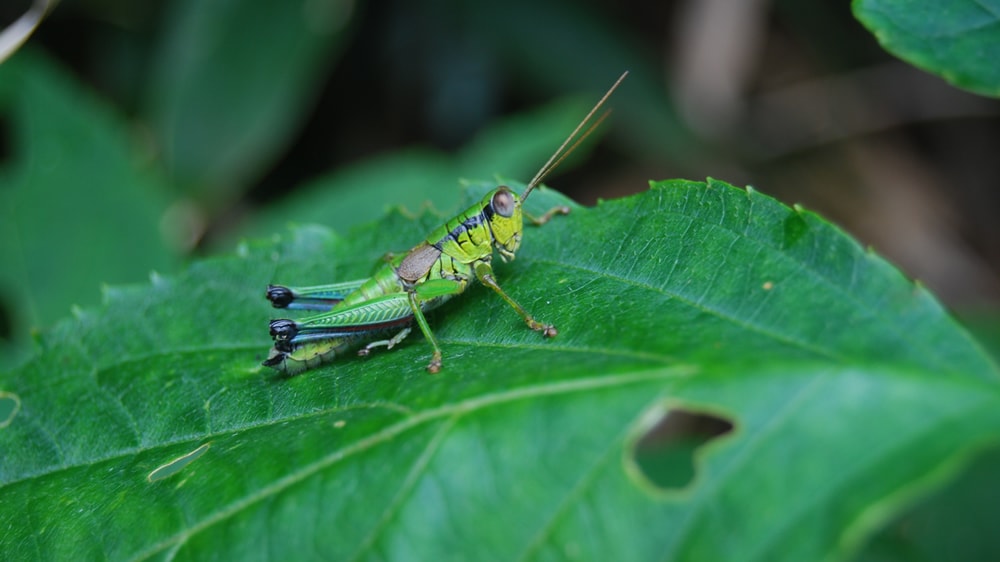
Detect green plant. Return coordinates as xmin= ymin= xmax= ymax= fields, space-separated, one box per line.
xmin=2 ymin=177 xmax=999 ymax=560
xmin=2 ymin=1 xmax=1000 ymax=560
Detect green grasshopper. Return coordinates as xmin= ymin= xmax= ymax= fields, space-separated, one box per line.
xmin=264 ymin=71 xmax=627 ymax=375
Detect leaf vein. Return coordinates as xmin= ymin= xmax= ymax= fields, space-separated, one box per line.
xmin=531 ymin=258 xmax=841 ymax=363
xmin=128 ymin=369 xmax=683 ymax=561
xmin=348 ymin=414 xmax=458 ymax=561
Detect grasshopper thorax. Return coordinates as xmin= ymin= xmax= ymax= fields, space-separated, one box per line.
xmin=484 ymin=186 xmax=524 ymax=262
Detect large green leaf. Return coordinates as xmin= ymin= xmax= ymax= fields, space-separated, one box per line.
xmin=144 ymin=0 xmax=353 ymax=196
xmin=853 ymin=0 xmax=1000 ymax=97
xmin=1 ymin=179 xmax=998 ymax=561
xmin=858 ymin=444 xmax=1000 ymax=562
xmin=857 ymin=312 xmax=1000 ymax=561
xmin=0 ymin=50 xmax=176 ymax=346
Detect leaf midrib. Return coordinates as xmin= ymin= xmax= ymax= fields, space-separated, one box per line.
xmin=128 ymin=367 xmax=689 ymax=561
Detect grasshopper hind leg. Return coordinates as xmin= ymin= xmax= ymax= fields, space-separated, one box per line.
xmin=265 ymin=285 xmax=296 ymax=308
xmin=264 ymin=318 xmax=349 ymax=375
xmin=265 ymin=279 xmax=368 ymax=311
xmin=263 ymin=292 xmax=419 ymax=374
xmin=268 ymin=319 xmax=298 ymax=351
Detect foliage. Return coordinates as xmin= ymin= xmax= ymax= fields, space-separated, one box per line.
xmin=2 ymin=179 xmax=998 ymax=560
xmin=2 ymin=0 xmax=1000 ymax=559
xmin=854 ymin=0 xmax=1000 ymax=97
xmin=0 ymin=52 xmax=176 ymax=342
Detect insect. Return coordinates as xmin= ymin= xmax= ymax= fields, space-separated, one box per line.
xmin=264 ymin=71 xmax=627 ymax=375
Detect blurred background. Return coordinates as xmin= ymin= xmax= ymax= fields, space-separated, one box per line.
xmin=1 ymin=0 xmax=999 ymax=353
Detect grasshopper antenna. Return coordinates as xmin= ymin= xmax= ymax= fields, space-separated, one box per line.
xmin=521 ymin=70 xmax=628 ymax=201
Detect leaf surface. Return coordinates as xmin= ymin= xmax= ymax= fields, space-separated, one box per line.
xmin=0 ymin=51 xmax=176 ymax=345
xmin=144 ymin=0 xmax=352 ymax=194
xmin=1 ymin=179 xmax=998 ymax=561
xmin=854 ymin=0 xmax=1000 ymax=97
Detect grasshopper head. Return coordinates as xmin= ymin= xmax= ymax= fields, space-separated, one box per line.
xmin=485 ymin=186 xmax=523 ymax=262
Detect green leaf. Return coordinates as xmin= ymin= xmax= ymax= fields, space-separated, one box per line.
xmin=853 ymin=0 xmax=1000 ymax=97
xmin=0 ymin=50 xmax=176 ymax=345
xmin=855 ymin=312 xmax=1000 ymax=561
xmin=464 ymin=0 xmax=692 ymax=163
xmin=1 ymin=179 xmax=998 ymax=561
xmin=144 ymin=0 xmax=353 ymax=196
xmin=858 ymin=444 xmax=1000 ymax=562
xmin=957 ymin=310 xmax=1000 ymax=364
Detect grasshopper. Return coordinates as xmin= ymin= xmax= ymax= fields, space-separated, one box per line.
xmin=264 ymin=71 xmax=627 ymax=375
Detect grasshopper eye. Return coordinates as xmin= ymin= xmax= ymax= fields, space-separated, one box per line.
xmin=492 ymin=188 xmax=515 ymax=218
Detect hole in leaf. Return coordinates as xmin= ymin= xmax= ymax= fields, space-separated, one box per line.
xmin=147 ymin=442 xmax=210 ymax=482
xmin=0 ymin=392 xmax=20 ymax=428
xmin=632 ymin=407 xmax=734 ymax=491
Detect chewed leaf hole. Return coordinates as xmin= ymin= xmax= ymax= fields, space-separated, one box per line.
xmin=148 ymin=442 xmax=210 ymax=482
xmin=0 ymin=392 xmax=20 ymax=428
xmin=631 ymin=407 xmax=734 ymax=491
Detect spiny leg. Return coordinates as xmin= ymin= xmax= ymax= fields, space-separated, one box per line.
xmin=405 ymin=291 xmax=444 ymax=373
xmin=402 ymin=277 xmax=469 ymax=373
xmin=269 ymin=293 xmax=415 ymax=354
xmin=524 ymin=205 xmax=571 ymax=226
xmin=265 ymin=293 xmax=418 ymax=374
xmin=357 ymin=326 xmax=412 ymax=357
xmin=473 ymin=261 xmax=557 ymax=337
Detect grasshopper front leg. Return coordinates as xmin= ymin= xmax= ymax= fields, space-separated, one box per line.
xmin=473 ymin=261 xmax=557 ymax=338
